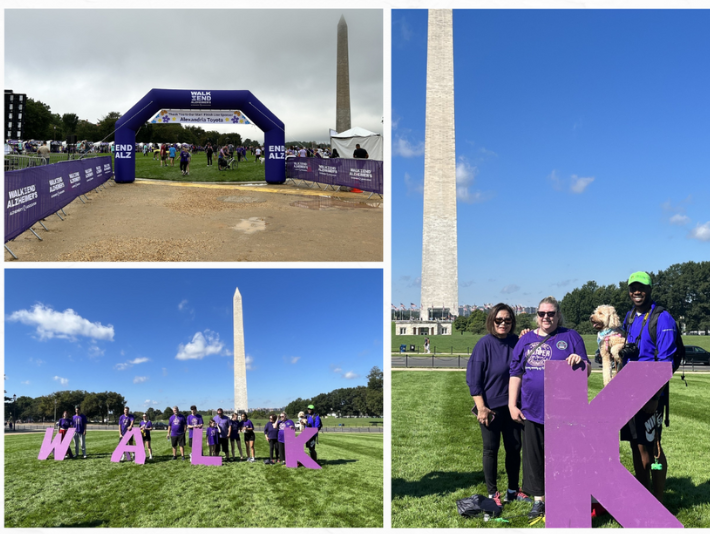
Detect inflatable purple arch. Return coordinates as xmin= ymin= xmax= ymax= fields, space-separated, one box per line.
xmin=113 ymin=89 xmax=285 ymax=184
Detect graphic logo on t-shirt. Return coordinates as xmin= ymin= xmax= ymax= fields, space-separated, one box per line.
xmin=556 ymin=340 xmax=568 ymax=350
xmin=526 ymin=343 xmax=552 ymax=368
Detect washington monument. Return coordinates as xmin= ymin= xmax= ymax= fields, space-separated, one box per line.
xmin=336 ymin=14 xmax=351 ymax=133
xmin=233 ymin=287 xmax=248 ymax=412
xmin=420 ymin=9 xmax=458 ymax=318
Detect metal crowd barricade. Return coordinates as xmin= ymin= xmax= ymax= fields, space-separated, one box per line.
xmin=4 ymin=155 xmax=46 ymax=172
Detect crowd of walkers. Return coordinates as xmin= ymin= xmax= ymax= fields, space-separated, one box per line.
xmin=466 ymin=271 xmax=679 ymax=521
xmin=54 ymin=404 xmax=322 ymax=466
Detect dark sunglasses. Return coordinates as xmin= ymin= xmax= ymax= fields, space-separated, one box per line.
xmin=494 ymin=318 xmax=512 ymax=325
xmin=537 ymin=311 xmax=557 ymax=318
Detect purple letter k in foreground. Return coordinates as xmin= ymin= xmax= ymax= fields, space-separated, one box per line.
xmin=545 ymin=361 xmax=682 ymax=528
xmin=284 ymin=427 xmax=321 ymax=469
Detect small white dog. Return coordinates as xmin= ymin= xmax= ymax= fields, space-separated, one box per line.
xmin=297 ymin=411 xmax=306 ymax=431
xmin=590 ymin=305 xmax=626 ymax=386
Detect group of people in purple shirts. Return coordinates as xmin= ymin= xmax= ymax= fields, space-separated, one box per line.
xmin=466 ymin=273 xmax=679 ymax=521
xmin=111 ymin=404 xmax=321 ymax=466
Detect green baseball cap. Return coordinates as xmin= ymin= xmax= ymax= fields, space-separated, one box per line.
xmin=307 ymin=405 xmax=315 ymax=409
xmin=628 ymin=271 xmax=652 ymax=287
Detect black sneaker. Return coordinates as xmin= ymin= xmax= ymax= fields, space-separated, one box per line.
xmin=505 ymin=488 xmax=532 ymax=504
xmin=172 ymin=456 xmax=177 ymax=460
xmin=528 ymin=500 xmax=545 ymax=519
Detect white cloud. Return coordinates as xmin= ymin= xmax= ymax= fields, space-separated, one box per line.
xmin=178 ymin=299 xmax=189 ymax=311
xmin=393 ymin=136 xmax=424 ymax=158
xmin=21 ymin=380 xmax=30 ymax=385
xmin=29 ymin=358 xmax=45 ymax=366
xmin=176 ymin=330 xmax=227 ymax=360
xmin=162 ymin=367 xmax=168 ymax=376
xmin=670 ymin=214 xmax=690 ymax=225
xmin=403 ymin=172 xmax=423 ymax=195
xmin=570 ymin=175 xmax=594 ymax=194
xmin=88 ymin=345 xmax=104 ymax=358
xmin=133 ymin=376 xmax=148 ymax=384
xmin=245 ymin=355 xmax=254 ymax=371
xmin=290 ymin=356 xmax=300 ymax=364
xmin=688 ymin=222 xmax=710 ymax=242
xmin=456 ymin=157 xmax=486 ymax=203
xmin=333 ymin=367 xmax=343 ymax=373
xmin=8 ymin=304 xmax=114 ymax=341
xmin=115 ymin=356 xmax=150 ymax=371
xmin=343 ymin=371 xmax=360 ymax=380
xmin=54 ymin=376 xmax=68 ymax=385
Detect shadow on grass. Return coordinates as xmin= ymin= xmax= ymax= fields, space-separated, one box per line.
xmin=56 ymin=520 xmax=107 ymax=527
xmin=393 ymin=470 xmax=485 ymax=499
xmin=666 ymin=475 xmax=710 ymax=515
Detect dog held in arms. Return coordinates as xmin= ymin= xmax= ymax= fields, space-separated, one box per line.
xmin=590 ymin=305 xmax=626 ymax=386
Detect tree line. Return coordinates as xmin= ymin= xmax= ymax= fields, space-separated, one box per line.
xmin=284 ymin=366 xmax=383 ymax=418
xmin=19 ymin=97 xmax=331 ymax=148
xmin=449 ymin=261 xmax=709 ymax=336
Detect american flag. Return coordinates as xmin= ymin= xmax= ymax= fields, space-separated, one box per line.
xmin=410 ymin=303 xmax=417 ymax=310
xmin=392 ymin=304 xmax=396 ymax=310
xmin=400 ymin=303 xmax=405 ymax=310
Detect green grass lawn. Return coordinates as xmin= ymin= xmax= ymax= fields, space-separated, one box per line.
xmin=392 ymin=371 xmax=710 ymax=528
xmin=5 ymin=431 xmax=382 ymax=528
xmin=393 ymin=330 xmax=710 ymax=356
xmin=133 ymin=151 xmax=266 ymax=182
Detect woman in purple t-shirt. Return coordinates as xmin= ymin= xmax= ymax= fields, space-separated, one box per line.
xmin=509 ymin=296 xmax=590 ymax=519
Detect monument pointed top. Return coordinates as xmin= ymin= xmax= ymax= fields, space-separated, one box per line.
xmin=233 ymin=287 xmax=242 ymax=299
xmin=338 ymin=14 xmax=347 ymax=25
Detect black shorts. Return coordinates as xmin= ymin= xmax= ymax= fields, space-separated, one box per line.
xmin=230 ymin=435 xmax=241 ymax=442
xmin=143 ymin=432 xmax=151 ymax=442
xmin=244 ymin=433 xmax=255 ymax=442
xmin=171 ymin=434 xmax=186 ymax=448
xmin=621 ymin=401 xmax=664 ymax=448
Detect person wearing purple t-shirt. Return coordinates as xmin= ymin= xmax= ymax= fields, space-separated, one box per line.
xmin=118 ymin=407 xmax=135 ymax=462
xmin=206 ymin=421 xmax=219 ymax=456
xmin=264 ymin=415 xmax=279 ymax=464
xmin=467 ymin=303 xmax=526 ymax=507
xmin=227 ymin=413 xmax=244 ymax=462
xmin=139 ymin=414 xmax=153 ymax=460
xmin=509 ymin=296 xmax=590 ymax=520
xmin=277 ymin=412 xmax=296 ymax=464
xmin=71 ymin=406 xmax=88 ymax=459
xmin=186 ymin=405 xmax=204 ymax=459
xmin=57 ymin=411 xmax=75 ymax=459
xmin=167 ymin=406 xmax=187 ymax=460
xmin=212 ymin=408 xmax=230 ymax=459
xmin=241 ymin=413 xmax=256 ymax=463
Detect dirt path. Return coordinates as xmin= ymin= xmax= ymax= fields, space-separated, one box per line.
xmin=5 ymin=180 xmax=383 ymax=262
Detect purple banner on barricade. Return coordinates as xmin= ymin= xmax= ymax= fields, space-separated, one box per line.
xmin=287 ymin=157 xmax=383 ymax=194
xmin=5 ymin=156 xmax=113 ymax=243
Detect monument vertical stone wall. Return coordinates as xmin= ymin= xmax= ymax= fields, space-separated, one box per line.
xmin=336 ymin=15 xmax=352 ymax=133
xmin=233 ymin=287 xmax=248 ymax=413
xmin=420 ymin=9 xmax=458 ymax=317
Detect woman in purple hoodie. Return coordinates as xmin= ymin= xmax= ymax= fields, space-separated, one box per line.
xmin=276 ymin=412 xmax=295 ymax=464
xmin=467 ymin=303 xmax=526 ymax=507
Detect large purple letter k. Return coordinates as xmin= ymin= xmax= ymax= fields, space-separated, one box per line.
xmin=545 ymin=361 xmax=682 ymax=528
xmin=284 ymin=427 xmax=321 ymax=469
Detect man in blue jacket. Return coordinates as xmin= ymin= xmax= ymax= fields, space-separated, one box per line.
xmin=621 ymin=271 xmax=678 ymax=505
xmin=305 ymin=404 xmax=321 ymax=463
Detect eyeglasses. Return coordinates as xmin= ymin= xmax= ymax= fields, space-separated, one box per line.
xmin=494 ymin=318 xmax=512 ymax=325
xmin=537 ymin=311 xmax=557 ymax=318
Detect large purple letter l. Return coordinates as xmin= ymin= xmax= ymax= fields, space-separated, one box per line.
xmin=545 ymin=361 xmax=682 ymax=528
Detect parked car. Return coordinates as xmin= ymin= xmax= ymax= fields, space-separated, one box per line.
xmin=683 ymin=345 xmax=710 ymax=365
xmin=153 ymin=422 xmax=168 ymax=430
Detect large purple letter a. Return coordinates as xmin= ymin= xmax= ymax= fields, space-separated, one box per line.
xmin=545 ymin=361 xmax=683 ymax=528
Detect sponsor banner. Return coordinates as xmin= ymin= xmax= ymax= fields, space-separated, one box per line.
xmin=286 ymin=158 xmax=383 ymax=194
xmin=5 ymin=157 xmax=113 ymax=242
xmin=150 ymin=109 xmax=252 ymax=125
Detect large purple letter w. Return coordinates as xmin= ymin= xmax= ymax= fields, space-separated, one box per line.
xmin=545 ymin=361 xmax=683 ymax=528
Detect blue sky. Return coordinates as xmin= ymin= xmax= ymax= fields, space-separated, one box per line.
xmin=392 ymin=10 xmax=710 ymax=308
xmin=4 ymin=269 xmax=383 ymax=411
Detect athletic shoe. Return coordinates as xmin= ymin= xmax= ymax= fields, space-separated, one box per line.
xmin=172 ymin=456 xmax=177 ymax=460
xmin=119 ymin=456 xmax=124 ymax=462
xmin=83 ymin=455 xmax=87 ymax=459
xmin=490 ymin=492 xmax=503 ymax=507
xmin=189 ymin=453 xmax=192 ymax=458
xmin=505 ymin=488 xmax=532 ymax=503
xmin=149 ymin=455 xmax=153 ymax=460
xmin=182 ymin=456 xmax=185 ymax=461
xmin=591 ymin=503 xmax=608 ymax=518
xmin=528 ymin=501 xmax=545 ymax=519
